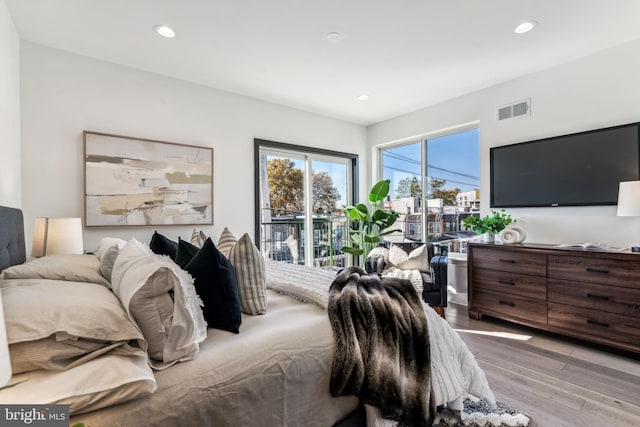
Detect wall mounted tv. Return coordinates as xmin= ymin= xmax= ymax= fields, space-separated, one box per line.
xmin=490 ymin=122 xmax=640 ymax=208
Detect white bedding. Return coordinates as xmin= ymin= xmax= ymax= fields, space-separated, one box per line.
xmin=70 ymin=291 xmax=358 ymax=427
xmin=2 ymin=254 xmax=493 ymax=427
xmin=265 ymin=260 xmax=496 ymax=424
xmin=2 ymin=354 xmax=156 ymax=415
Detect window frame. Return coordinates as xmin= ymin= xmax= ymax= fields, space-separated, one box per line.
xmin=254 ymin=138 xmax=359 ymax=265
xmin=376 ymin=121 xmax=480 ymax=243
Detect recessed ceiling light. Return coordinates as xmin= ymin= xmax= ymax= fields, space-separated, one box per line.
xmin=325 ymin=32 xmax=342 ymax=42
xmin=514 ymin=20 xmax=538 ymax=34
xmin=358 ymin=94 xmax=369 ymax=101
xmin=154 ymin=25 xmax=176 ymax=38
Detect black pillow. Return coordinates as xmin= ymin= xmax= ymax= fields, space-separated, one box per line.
xmin=149 ymin=231 xmax=178 ymax=259
xmin=182 ymin=238 xmax=242 ymax=333
xmin=175 ymin=238 xmax=200 ymax=268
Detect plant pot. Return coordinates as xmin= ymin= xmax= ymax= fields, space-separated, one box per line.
xmin=481 ymin=232 xmax=495 ymax=243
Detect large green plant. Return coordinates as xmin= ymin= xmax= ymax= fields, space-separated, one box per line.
xmin=462 ymin=209 xmax=513 ymax=234
xmin=342 ymin=180 xmax=400 ymax=261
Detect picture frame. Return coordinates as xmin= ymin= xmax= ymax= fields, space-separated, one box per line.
xmin=84 ymin=131 xmax=213 ymax=227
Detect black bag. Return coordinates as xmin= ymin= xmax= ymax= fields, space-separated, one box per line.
xmin=429 ymin=245 xmax=448 ymax=307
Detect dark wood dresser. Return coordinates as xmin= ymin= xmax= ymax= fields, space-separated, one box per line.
xmin=467 ymin=242 xmax=640 ymax=353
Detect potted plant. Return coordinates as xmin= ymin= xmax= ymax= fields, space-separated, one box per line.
xmin=462 ymin=209 xmax=513 ymax=243
xmin=342 ymin=180 xmax=401 ymax=262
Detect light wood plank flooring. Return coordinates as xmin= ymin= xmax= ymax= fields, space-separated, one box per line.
xmin=443 ymin=302 xmax=640 ymax=427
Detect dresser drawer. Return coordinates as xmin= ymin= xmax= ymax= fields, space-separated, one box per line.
xmin=548 ymin=255 xmax=640 ymax=289
xmin=472 ymin=268 xmax=546 ymax=300
xmin=471 ymin=248 xmax=546 ymax=276
xmin=548 ymin=302 xmax=640 ymax=347
xmin=471 ymin=288 xmax=547 ymax=324
xmin=548 ymin=280 xmax=640 ymax=318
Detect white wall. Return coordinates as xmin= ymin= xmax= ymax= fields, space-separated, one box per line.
xmin=20 ymin=42 xmax=367 ymax=253
xmin=368 ymin=38 xmax=640 ymax=248
xmin=0 ymin=0 xmax=20 ymax=208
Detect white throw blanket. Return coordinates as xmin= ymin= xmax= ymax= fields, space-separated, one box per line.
xmin=265 ymin=260 xmax=496 ymax=426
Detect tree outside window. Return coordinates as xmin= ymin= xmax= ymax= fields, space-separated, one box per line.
xmin=267 ymin=158 xmax=340 ymax=214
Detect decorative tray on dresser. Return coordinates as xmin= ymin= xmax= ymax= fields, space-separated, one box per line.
xmin=467 ymin=242 xmax=640 ymax=353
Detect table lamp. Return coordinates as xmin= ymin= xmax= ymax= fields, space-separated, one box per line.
xmin=617 ymin=180 xmax=640 ymax=252
xmin=31 ymin=217 xmax=84 ymax=257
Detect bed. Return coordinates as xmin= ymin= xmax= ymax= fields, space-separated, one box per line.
xmin=0 ymin=206 xmax=495 ymax=426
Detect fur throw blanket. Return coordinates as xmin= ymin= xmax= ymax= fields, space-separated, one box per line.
xmin=328 ymin=267 xmax=433 ymax=427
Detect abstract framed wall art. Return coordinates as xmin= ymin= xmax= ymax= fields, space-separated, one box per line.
xmin=84 ymin=131 xmax=213 ymax=227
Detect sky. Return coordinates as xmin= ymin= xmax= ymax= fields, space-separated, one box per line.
xmin=313 ymin=160 xmax=348 ymax=207
xmin=265 ymin=127 xmax=479 ymax=208
xmin=382 ymin=128 xmax=480 ymax=197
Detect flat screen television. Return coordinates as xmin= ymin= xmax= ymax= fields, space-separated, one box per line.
xmin=490 ymin=122 xmax=640 ymax=208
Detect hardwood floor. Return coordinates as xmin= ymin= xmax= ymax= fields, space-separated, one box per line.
xmin=443 ymin=301 xmax=640 ymax=427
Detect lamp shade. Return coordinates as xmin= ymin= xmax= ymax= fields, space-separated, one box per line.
xmin=617 ymin=181 xmax=640 ymax=217
xmin=31 ymin=217 xmax=84 ymax=257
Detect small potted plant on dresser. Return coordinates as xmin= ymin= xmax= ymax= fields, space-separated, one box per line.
xmin=462 ymin=209 xmax=513 ymax=243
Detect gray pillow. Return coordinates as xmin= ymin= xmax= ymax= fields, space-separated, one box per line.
xmin=99 ymin=245 xmax=119 ymax=284
xmin=95 ymin=237 xmax=127 ymax=260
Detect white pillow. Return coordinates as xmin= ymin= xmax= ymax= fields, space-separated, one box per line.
xmin=388 ymin=244 xmax=430 ymax=272
xmin=111 ymin=238 xmax=207 ymax=370
xmin=3 ymin=277 xmax=147 ymax=374
xmin=1 ymin=254 xmax=109 ymax=287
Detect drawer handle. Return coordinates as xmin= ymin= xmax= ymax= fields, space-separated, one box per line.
xmin=586 ymin=293 xmax=609 ymax=301
xmin=586 ymin=267 xmax=609 ymax=274
xmin=498 ymin=279 xmax=515 ymax=286
xmin=499 ymin=259 xmax=515 ymax=264
xmin=586 ymin=319 xmax=609 ymax=328
xmin=498 ymin=300 xmax=515 ymax=307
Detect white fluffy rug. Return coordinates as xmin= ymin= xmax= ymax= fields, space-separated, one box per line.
xmin=433 ymin=396 xmax=530 ymax=427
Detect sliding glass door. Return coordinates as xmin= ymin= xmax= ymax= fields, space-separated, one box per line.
xmin=255 ymin=140 xmax=357 ymax=267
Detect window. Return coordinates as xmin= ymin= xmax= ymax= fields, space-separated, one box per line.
xmin=380 ymin=127 xmax=479 ymax=244
xmin=254 ymin=139 xmax=358 ymax=267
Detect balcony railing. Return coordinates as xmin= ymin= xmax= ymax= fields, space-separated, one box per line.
xmin=260 ymin=210 xmax=481 ymax=267
xmin=260 ymin=212 xmax=350 ymax=267
xmin=394 ymin=212 xmax=479 ymax=242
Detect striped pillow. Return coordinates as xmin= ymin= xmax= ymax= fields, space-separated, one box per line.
xmin=190 ymin=229 xmax=207 ymax=248
xmin=217 ymin=227 xmax=237 ymax=258
xmin=218 ymin=229 xmax=266 ymax=315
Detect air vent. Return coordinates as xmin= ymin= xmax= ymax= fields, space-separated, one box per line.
xmin=497 ymin=98 xmax=531 ymax=121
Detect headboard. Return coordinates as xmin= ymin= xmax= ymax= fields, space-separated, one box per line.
xmin=0 ymin=206 xmax=26 ymax=270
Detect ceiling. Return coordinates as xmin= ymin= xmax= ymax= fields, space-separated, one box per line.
xmin=7 ymin=0 xmax=640 ymax=126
